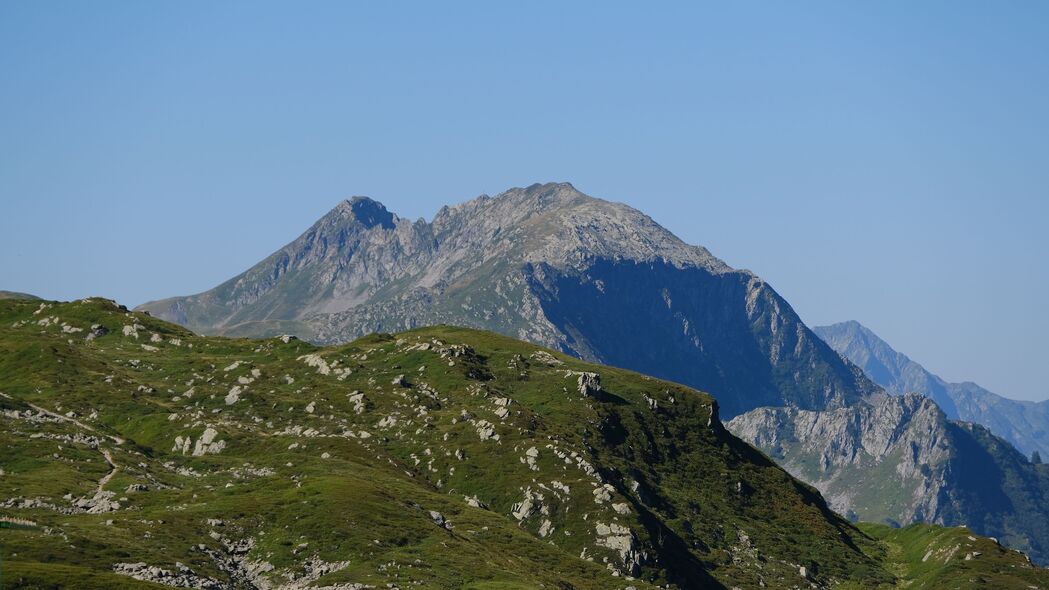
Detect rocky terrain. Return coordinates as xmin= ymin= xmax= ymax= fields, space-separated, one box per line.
xmin=3 ymin=296 xmax=1047 ymax=589
xmin=728 ymin=393 xmax=1049 ymax=564
xmin=138 ymin=183 xmax=878 ymax=418
xmin=814 ymin=320 xmax=1049 ymax=459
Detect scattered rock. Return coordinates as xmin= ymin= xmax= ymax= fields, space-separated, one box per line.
xmin=429 ymin=510 xmax=451 ymax=530
xmin=192 ymin=428 xmax=226 ymax=456
xmin=113 ymin=561 xmax=223 ymax=589
xmin=577 ymin=372 xmax=602 ymax=397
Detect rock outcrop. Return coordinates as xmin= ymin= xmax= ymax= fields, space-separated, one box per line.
xmin=728 ymin=393 xmax=1049 ymax=564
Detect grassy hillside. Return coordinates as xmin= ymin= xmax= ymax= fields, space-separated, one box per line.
xmin=1 ymin=298 xmax=1046 ymax=589
xmin=858 ymin=523 xmax=1044 ymax=589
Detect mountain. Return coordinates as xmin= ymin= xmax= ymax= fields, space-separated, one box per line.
xmin=814 ymin=320 xmax=1049 ymax=459
xmin=138 ymin=182 xmax=879 ymax=418
xmin=728 ymin=393 xmax=1049 ymax=564
xmin=3 ymin=297 xmax=1047 ymax=589
xmin=0 ymin=290 xmax=40 ymax=300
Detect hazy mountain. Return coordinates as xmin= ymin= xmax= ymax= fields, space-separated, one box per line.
xmin=814 ymin=320 xmax=1049 ymax=459
xmin=728 ymin=393 xmax=1049 ymax=564
xmin=3 ymin=296 xmax=1046 ymax=589
xmin=139 ymin=182 xmax=878 ymax=418
xmin=0 ymin=290 xmax=40 ymax=300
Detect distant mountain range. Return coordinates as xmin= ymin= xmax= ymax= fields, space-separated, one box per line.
xmin=0 ymin=290 xmax=39 ymax=300
xmin=813 ymin=321 xmax=1049 ymax=459
xmin=139 ymin=182 xmax=877 ymax=418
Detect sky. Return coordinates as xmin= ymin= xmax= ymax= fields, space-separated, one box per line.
xmin=1 ymin=2 xmax=1047 ymax=400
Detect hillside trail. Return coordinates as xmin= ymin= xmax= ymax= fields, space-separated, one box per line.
xmin=27 ymin=402 xmax=125 ymax=445
xmin=96 ymin=448 xmax=119 ymax=495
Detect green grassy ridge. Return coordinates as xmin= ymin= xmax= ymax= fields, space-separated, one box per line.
xmin=858 ymin=523 xmax=1044 ymax=589
xmin=0 ymin=298 xmax=1044 ymax=589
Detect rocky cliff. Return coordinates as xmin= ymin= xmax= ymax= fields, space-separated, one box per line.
xmin=728 ymin=393 xmax=1049 ymax=564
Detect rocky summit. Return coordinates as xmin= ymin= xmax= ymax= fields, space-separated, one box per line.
xmin=2 ymin=297 xmax=1047 ymax=589
xmin=728 ymin=393 xmax=1049 ymax=565
xmin=814 ymin=320 xmax=1049 ymax=460
xmin=138 ymin=183 xmax=877 ymax=418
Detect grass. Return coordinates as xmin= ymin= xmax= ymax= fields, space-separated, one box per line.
xmin=0 ymin=297 xmax=1046 ymax=589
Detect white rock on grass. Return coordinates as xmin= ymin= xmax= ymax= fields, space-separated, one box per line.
xmin=475 ymin=420 xmax=498 ymax=441
xmin=592 ymin=483 xmax=614 ymax=504
xmin=577 ymin=372 xmax=602 ymax=397
xmin=298 ymin=353 xmax=331 ymax=375
xmin=191 ymin=428 xmax=225 ymax=456
xmin=539 ymin=519 xmax=554 ymax=537
xmin=522 ymin=446 xmax=540 ymax=471
xmin=348 ymin=391 xmax=365 ymax=414
xmin=429 ymin=510 xmax=451 ymax=530
xmin=464 ymin=495 xmax=487 ymax=509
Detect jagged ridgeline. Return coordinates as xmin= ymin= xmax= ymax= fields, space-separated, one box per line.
xmin=137 ymin=183 xmax=877 ymax=419
xmin=2 ymin=298 xmax=1047 ymax=589
xmin=814 ymin=320 xmax=1049 ymax=462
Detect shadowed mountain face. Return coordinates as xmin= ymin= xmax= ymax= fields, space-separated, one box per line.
xmin=138 ymin=183 xmax=877 ymax=418
xmin=814 ymin=321 xmax=1049 ymax=459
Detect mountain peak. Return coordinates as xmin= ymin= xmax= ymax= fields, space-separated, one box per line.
xmin=337 ymin=196 xmax=396 ymax=229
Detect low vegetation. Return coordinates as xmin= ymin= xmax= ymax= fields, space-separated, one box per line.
xmin=1 ymin=297 xmax=1046 ymax=589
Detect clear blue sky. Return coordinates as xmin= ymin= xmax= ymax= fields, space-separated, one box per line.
xmin=2 ymin=2 xmax=1047 ymax=400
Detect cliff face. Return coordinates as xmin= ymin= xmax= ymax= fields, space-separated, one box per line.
xmin=728 ymin=393 xmax=1049 ymax=564
xmin=139 ymin=183 xmax=877 ymax=418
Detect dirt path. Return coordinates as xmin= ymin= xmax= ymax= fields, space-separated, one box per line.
xmin=27 ymin=403 xmax=125 ymax=445
xmin=96 ymin=448 xmax=119 ymax=495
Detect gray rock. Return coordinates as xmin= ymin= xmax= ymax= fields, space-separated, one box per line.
xmin=577 ymin=372 xmax=601 ymax=397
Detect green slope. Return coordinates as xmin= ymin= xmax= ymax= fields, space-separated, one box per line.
xmin=1 ymin=298 xmax=1046 ymax=589
xmin=858 ymin=523 xmax=1045 ymax=589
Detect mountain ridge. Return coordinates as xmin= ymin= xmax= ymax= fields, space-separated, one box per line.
xmin=813 ymin=320 xmax=1049 ymax=458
